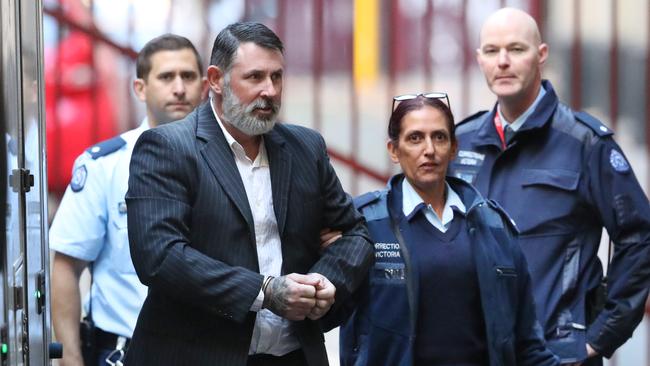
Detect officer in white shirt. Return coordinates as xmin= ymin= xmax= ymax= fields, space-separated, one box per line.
xmin=49 ymin=34 xmax=206 ymax=366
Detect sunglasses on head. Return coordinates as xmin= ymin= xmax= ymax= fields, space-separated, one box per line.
xmin=392 ymin=92 xmax=450 ymax=111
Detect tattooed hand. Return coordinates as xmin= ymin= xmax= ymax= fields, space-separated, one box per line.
xmin=263 ymin=273 xmax=319 ymax=320
xmin=305 ymin=273 xmax=336 ymax=320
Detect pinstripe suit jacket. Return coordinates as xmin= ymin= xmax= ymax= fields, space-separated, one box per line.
xmin=124 ymin=102 xmax=373 ymax=366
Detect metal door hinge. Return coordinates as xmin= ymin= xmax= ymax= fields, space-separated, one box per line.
xmin=9 ymin=169 xmax=34 ymax=193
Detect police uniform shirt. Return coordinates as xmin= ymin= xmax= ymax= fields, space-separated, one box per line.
xmin=49 ymin=120 xmax=150 ymax=338
xmin=401 ymin=178 xmax=466 ymax=232
xmin=497 ymin=85 xmax=546 ymax=132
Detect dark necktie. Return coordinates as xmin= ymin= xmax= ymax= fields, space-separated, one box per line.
xmin=504 ymin=125 xmax=515 ymax=146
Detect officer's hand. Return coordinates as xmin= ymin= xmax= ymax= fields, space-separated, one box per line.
xmin=319 ymin=228 xmax=342 ymax=252
xmin=586 ymin=344 xmax=598 ymax=358
xmin=263 ymin=273 xmax=317 ymax=321
xmin=305 ymin=273 xmax=336 ymax=320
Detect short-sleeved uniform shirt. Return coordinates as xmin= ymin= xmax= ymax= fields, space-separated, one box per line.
xmin=50 ymin=121 xmax=150 ymax=337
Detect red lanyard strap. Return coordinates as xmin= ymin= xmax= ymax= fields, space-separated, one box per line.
xmin=493 ymin=110 xmax=506 ymax=149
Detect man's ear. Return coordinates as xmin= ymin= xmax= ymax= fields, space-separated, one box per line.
xmin=133 ymin=78 xmax=146 ymax=102
xmin=538 ymin=43 xmax=549 ymax=66
xmin=207 ymin=65 xmax=224 ymax=96
xmin=475 ymin=48 xmax=483 ymax=67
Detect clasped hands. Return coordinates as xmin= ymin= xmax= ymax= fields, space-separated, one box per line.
xmin=262 ymin=272 xmax=336 ymax=321
xmin=261 ymin=229 xmax=344 ymax=321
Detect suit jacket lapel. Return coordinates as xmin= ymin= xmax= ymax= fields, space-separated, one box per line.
xmin=196 ymin=102 xmax=254 ymax=231
xmin=264 ymin=128 xmax=291 ymax=236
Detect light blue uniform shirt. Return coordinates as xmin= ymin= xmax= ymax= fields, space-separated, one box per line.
xmin=498 ymin=85 xmax=547 ymax=132
xmin=49 ymin=120 xmax=150 ymax=338
xmin=402 ymin=178 xmax=466 ymax=233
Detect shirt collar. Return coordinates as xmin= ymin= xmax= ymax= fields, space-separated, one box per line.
xmin=498 ymin=84 xmax=546 ymax=132
xmin=401 ymin=178 xmax=466 ymax=224
xmin=139 ymin=118 xmax=151 ymax=131
xmin=210 ymin=98 xmax=268 ymax=167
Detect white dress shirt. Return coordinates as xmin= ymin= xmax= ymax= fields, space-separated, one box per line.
xmin=211 ymin=102 xmax=300 ymax=356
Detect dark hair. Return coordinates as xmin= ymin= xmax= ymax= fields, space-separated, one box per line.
xmin=210 ymin=22 xmax=284 ymax=72
xmin=388 ymin=96 xmax=455 ymax=145
xmin=136 ymin=34 xmax=202 ymax=79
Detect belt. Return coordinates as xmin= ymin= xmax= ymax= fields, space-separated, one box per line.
xmin=95 ymin=327 xmax=130 ymax=351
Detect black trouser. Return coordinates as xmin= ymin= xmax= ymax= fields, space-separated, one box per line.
xmin=581 ymin=356 xmax=603 ymax=366
xmin=88 ymin=327 xmax=130 ymax=366
xmin=247 ymin=349 xmax=307 ymax=366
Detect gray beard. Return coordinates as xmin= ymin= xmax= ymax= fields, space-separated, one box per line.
xmin=222 ymin=82 xmax=280 ymax=136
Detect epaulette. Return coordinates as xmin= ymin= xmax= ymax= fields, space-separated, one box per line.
xmin=486 ymin=199 xmax=520 ymax=235
xmin=85 ymin=136 xmax=126 ymax=159
xmin=354 ymin=190 xmax=390 ymax=221
xmin=574 ymin=111 xmax=614 ymax=137
xmin=353 ymin=191 xmax=381 ymax=210
xmin=456 ymin=110 xmax=488 ymax=127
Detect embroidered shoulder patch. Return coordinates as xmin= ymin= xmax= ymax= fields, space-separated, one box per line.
xmin=70 ymin=165 xmax=88 ymax=192
xmin=609 ymin=149 xmax=630 ymax=173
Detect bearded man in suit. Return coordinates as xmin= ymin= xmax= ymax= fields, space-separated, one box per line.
xmin=124 ymin=22 xmax=374 ymax=366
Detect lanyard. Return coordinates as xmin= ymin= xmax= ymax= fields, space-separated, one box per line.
xmin=493 ymin=110 xmax=506 ymax=149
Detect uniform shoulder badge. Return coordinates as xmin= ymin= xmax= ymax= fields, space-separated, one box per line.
xmin=574 ymin=111 xmax=614 ymax=137
xmin=609 ymin=149 xmax=630 ymax=173
xmin=70 ymin=165 xmax=87 ymax=192
xmin=86 ymin=136 xmax=127 ymax=159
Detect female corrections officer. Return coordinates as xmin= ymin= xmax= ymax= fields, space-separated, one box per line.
xmin=335 ymin=94 xmax=559 ymax=366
